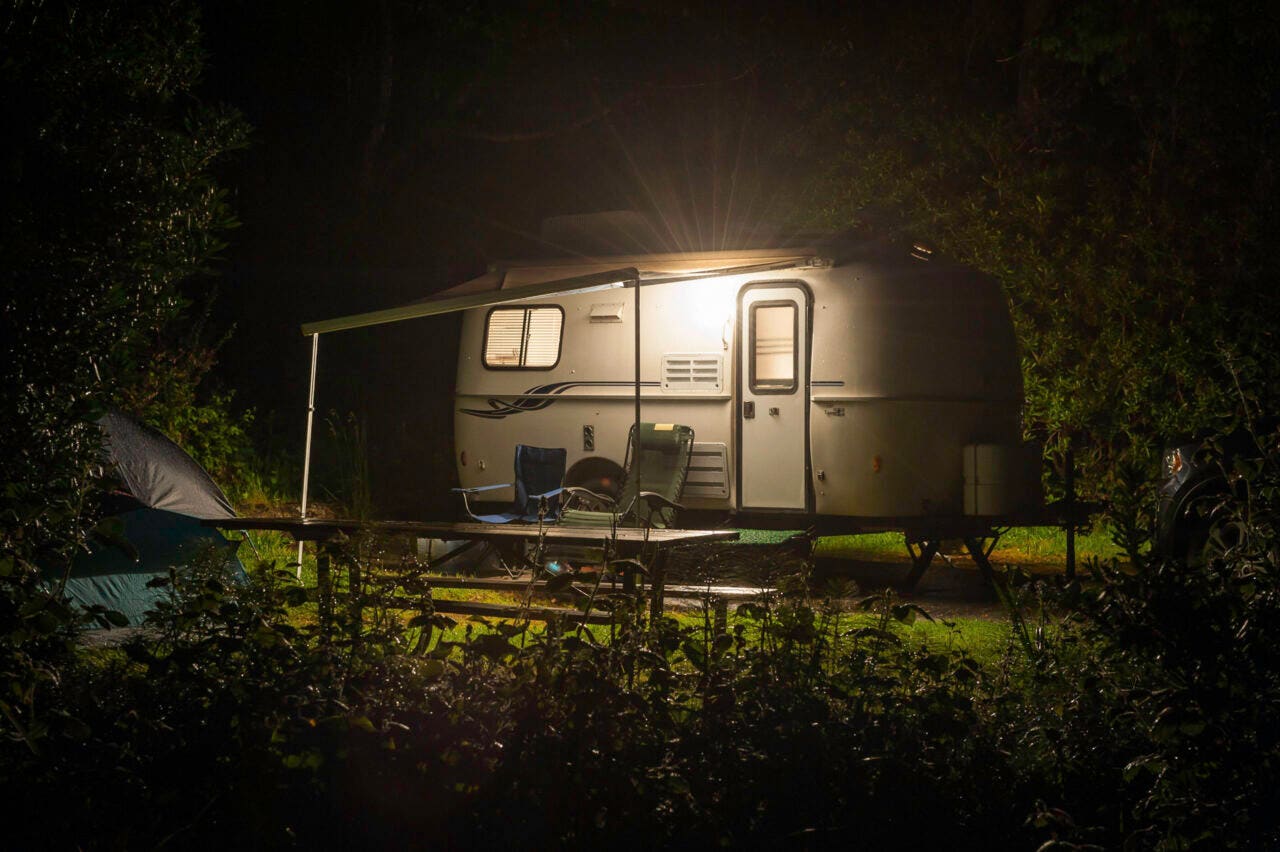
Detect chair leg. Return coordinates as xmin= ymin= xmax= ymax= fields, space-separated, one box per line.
xmin=648 ymin=548 xmax=670 ymax=621
xmin=494 ymin=541 xmax=527 ymax=578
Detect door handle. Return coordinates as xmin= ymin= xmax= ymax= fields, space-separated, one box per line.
xmin=743 ymin=400 xmax=755 ymax=419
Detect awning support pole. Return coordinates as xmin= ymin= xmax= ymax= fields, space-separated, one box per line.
xmin=633 ymin=275 xmax=641 ymax=496
xmin=298 ymin=332 xmax=320 ymax=577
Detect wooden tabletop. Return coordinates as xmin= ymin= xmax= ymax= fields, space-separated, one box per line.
xmin=207 ymin=516 xmax=740 ymax=547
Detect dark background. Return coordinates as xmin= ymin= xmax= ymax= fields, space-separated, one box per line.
xmin=194 ymin=1 xmax=908 ymax=514
xmin=191 ymin=0 xmax=1277 ymax=515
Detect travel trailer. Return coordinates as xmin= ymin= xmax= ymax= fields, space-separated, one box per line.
xmin=302 ymin=215 xmax=1044 ymax=537
xmin=449 ymin=239 xmax=1040 ymax=531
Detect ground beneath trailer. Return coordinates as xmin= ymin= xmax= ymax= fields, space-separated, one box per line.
xmin=664 ymin=538 xmax=1040 ymax=622
xmin=827 ymin=558 xmax=1010 ymax=621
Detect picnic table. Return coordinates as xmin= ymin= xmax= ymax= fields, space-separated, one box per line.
xmin=206 ymin=517 xmax=739 ymax=621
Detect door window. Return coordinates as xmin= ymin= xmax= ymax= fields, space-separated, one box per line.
xmin=749 ymin=302 xmax=797 ymax=393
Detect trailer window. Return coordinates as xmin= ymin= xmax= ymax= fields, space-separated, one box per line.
xmin=749 ymin=302 xmax=797 ymax=393
xmin=483 ymin=306 xmax=563 ymax=369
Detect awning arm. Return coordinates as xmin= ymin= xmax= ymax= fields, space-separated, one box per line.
xmin=637 ymin=256 xmax=824 ymax=287
xmin=300 ymin=266 xmax=639 ymax=336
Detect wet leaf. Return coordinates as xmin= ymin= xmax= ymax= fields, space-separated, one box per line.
xmin=467 ymin=634 xmax=517 ymax=660
xmin=103 ymin=609 xmax=130 ymax=628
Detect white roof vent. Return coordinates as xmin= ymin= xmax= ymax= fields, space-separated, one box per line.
xmin=589 ymin=302 xmax=625 ymax=323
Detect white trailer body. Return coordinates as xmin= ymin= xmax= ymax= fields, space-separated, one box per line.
xmin=449 ymin=237 xmax=1038 ymax=529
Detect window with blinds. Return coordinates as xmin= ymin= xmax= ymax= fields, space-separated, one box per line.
xmin=483 ymin=306 xmax=564 ymax=369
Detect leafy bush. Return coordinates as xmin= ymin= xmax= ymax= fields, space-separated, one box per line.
xmin=1054 ymin=421 xmax=1280 ymax=848
xmin=966 ymin=418 xmax=1280 ymax=850
xmin=117 ymin=306 xmax=257 ymax=489
xmin=0 ymin=532 xmax=1037 ymax=850
xmin=6 ymin=480 xmax=1280 ymax=851
xmin=792 ymin=2 xmax=1280 ymax=507
xmin=0 ymin=0 xmax=248 ymax=765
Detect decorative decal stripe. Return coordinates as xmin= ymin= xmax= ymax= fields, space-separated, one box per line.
xmin=461 ymin=379 xmax=843 ymax=418
xmin=459 ymin=380 xmax=660 ymax=419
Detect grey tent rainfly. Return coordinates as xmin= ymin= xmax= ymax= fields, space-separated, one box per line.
xmin=48 ymin=411 xmax=246 ymax=627
xmin=99 ymin=410 xmax=236 ymax=520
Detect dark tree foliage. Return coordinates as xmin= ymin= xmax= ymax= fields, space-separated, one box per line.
xmin=1 ymin=4 xmax=1277 ymax=845
xmin=0 ymin=0 xmax=246 ymax=751
xmin=201 ymin=1 xmax=1278 ymax=515
xmin=793 ymin=0 xmax=1280 ymax=505
xmin=200 ymin=0 xmax=811 ymax=515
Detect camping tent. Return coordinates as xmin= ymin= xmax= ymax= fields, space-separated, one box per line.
xmin=50 ymin=411 xmax=246 ymax=627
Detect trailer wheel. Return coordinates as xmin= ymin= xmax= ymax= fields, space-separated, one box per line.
xmin=1172 ymin=481 xmax=1240 ymax=567
xmin=565 ymin=457 xmax=625 ymax=501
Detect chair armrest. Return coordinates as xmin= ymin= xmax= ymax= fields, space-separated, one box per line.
xmin=453 ymin=482 xmax=513 ymax=522
xmin=451 ymin=483 xmax=512 ymax=494
xmin=529 ymin=486 xmax=565 ymax=500
xmin=634 ymin=491 xmax=685 ymax=528
xmin=636 ymin=491 xmax=684 ymax=513
xmin=562 ymin=486 xmax=618 ymax=512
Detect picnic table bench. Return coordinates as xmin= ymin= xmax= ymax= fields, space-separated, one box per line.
xmin=207 ymin=517 xmax=740 ymax=622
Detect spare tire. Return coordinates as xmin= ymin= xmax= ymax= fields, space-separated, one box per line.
xmin=565 ymin=456 xmax=625 ymax=501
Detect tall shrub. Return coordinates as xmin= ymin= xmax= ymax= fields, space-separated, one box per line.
xmin=792 ymin=1 xmax=1280 ymax=504
xmin=0 ymin=0 xmax=247 ymax=751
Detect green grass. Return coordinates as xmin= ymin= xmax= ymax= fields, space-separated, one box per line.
xmin=95 ymin=537 xmax=1019 ymax=669
xmin=731 ymin=528 xmax=807 ymax=545
xmin=675 ymin=607 xmax=1013 ymax=662
xmin=899 ymin=614 xmax=1012 ymax=661
xmin=231 ymin=526 xmax=1021 ymax=664
xmin=408 ymin=607 xmax=1015 ymax=667
xmin=235 ymin=510 xmax=1124 ymax=594
xmin=813 ymin=532 xmax=905 ymax=559
xmin=813 ymin=525 xmax=1127 ymax=573
xmin=990 ymin=524 xmax=1126 ymax=565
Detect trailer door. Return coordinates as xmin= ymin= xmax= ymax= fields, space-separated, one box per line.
xmin=738 ymin=284 xmax=809 ymax=510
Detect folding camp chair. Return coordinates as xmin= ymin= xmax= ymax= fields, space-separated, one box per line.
xmin=453 ymin=445 xmax=567 ymax=524
xmin=560 ymin=423 xmax=695 ymax=529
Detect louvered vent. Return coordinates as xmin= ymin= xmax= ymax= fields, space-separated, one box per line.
xmin=661 ymin=353 xmax=722 ymax=392
xmin=683 ymin=442 xmax=729 ymax=499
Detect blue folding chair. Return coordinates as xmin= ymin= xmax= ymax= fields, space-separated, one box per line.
xmin=453 ymin=445 xmax=567 ymax=523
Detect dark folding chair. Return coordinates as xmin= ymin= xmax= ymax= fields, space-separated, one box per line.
xmin=453 ymin=445 xmax=567 ymax=524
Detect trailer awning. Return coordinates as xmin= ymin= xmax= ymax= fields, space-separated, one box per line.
xmin=298 ymin=254 xmax=822 ymax=336
xmin=290 ymin=252 xmax=820 ymax=564
xmin=300 ymin=267 xmax=639 ymax=336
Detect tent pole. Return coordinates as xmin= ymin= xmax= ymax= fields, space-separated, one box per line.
xmin=298 ymin=333 xmax=320 ymax=577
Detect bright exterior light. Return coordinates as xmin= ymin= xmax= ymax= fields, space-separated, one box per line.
xmin=679 ymin=279 xmax=736 ymax=337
